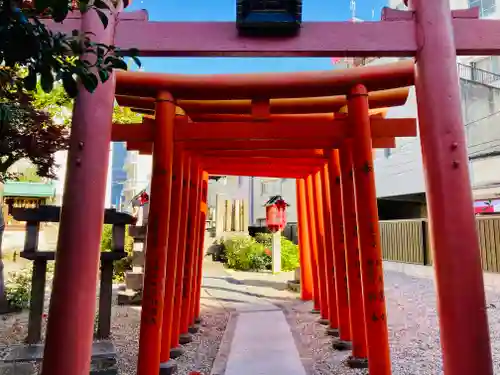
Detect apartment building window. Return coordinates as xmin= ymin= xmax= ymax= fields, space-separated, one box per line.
xmin=261 ymin=179 xmax=282 ymax=196
xmin=469 ymin=0 xmax=496 ymax=17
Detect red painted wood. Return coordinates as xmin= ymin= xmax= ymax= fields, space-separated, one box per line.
xmin=192 ymin=172 xmax=209 ymax=321
xmin=180 ymin=162 xmax=202 ymax=334
xmin=137 ymin=92 xmax=176 ymax=375
xmin=349 ymin=84 xmax=391 ymax=375
xmin=296 ymin=179 xmax=314 ymax=301
xmin=115 ymin=61 xmax=414 ymax=100
xmin=339 ymin=142 xmax=367 ymax=360
xmin=40 ymin=9 xmax=119 ymax=375
xmin=327 ymin=151 xmax=351 ymax=341
xmin=319 ymin=165 xmax=339 ymax=328
xmin=409 ymin=0 xmax=493 ymax=373
xmin=305 ymin=175 xmax=322 ymax=312
xmin=173 ymin=118 xmax=416 ymax=141
xmin=159 ymin=146 xmax=184 ymax=364
xmin=170 ymin=157 xmax=192 ymax=349
xmin=116 ymin=87 xmax=410 ymax=115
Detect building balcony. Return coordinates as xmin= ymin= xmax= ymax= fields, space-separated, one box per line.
xmin=458 ymin=63 xmax=500 ymax=87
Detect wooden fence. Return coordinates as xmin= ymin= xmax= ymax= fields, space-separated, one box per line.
xmin=379 ymin=216 xmax=500 ymax=273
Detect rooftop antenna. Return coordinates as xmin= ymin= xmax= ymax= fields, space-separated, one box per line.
xmin=350 ymin=0 xmax=356 ymax=21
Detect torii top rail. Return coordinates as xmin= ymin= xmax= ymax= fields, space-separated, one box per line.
xmin=40 ymin=2 xmax=495 ymax=375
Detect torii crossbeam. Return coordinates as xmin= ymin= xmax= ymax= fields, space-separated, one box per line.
xmin=41 ymin=2 xmax=494 ymax=375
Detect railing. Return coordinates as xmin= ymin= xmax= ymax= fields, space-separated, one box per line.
xmin=458 ymin=63 xmax=500 ymax=86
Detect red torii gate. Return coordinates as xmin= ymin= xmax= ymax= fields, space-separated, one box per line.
xmin=41 ymin=2 xmax=494 ymax=375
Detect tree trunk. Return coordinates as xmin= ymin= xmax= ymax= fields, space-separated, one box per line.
xmin=0 ymin=208 xmax=8 ymax=313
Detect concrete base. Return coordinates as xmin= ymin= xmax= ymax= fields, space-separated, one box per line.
xmin=188 ymin=325 xmax=200 ymax=334
xmin=311 ymin=309 xmax=320 ymax=314
xmin=346 ymin=356 xmax=368 ymax=369
xmin=332 ymin=339 xmax=352 ymax=351
xmin=159 ymin=360 xmax=178 ymax=375
xmin=317 ymin=318 xmax=329 ymax=325
xmin=326 ymin=327 xmax=339 ymax=337
xmin=170 ymin=347 xmax=184 ymax=359
xmin=179 ymin=333 xmax=192 ymax=345
xmin=195 ymin=317 xmax=202 ymax=324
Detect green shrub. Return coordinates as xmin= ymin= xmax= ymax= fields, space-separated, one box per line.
xmin=223 ymin=234 xmax=299 ymax=272
xmin=5 ymin=266 xmax=33 ymax=311
xmin=100 ymin=224 xmax=135 ymax=283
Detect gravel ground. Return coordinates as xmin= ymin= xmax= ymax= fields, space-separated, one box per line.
xmin=112 ymin=301 xmax=230 ymax=375
xmin=0 ymin=293 xmax=230 ymax=375
xmin=279 ymin=269 xmax=500 ymax=375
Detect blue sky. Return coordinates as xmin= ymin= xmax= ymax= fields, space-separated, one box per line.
xmin=126 ymin=0 xmax=388 ymax=74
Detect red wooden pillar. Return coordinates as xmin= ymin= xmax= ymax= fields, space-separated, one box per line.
xmin=349 ymin=84 xmax=391 ymax=375
xmin=136 ymin=91 xmax=176 ymax=375
xmin=312 ymin=171 xmax=330 ymax=323
xmin=170 ymin=156 xmax=192 ymax=358
xmin=296 ymin=178 xmax=314 ymax=301
xmin=159 ymin=146 xmax=184 ymax=372
xmin=40 ymin=8 xmax=120 ymax=375
xmin=305 ymin=175 xmax=322 ymax=313
xmin=318 ymin=165 xmax=339 ymax=333
xmin=408 ymin=1 xmax=493 ymax=374
xmin=187 ymin=167 xmax=203 ymax=327
xmin=179 ymin=161 xmax=202 ymax=340
xmin=326 ymin=153 xmax=351 ymax=347
xmin=192 ymin=171 xmax=209 ymax=323
xmin=339 ymin=141 xmax=368 ymax=366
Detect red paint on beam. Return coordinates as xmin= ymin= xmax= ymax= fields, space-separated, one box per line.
xmin=115 ymin=61 xmax=414 ymax=100
xmin=116 ymin=88 xmax=410 ymax=115
xmin=112 ymin=122 xmax=153 ymax=142
xmin=306 ymin=175 xmax=322 ymax=312
xmin=173 ymin=118 xmax=416 ymax=141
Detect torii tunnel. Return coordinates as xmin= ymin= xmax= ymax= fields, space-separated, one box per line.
xmin=39 ymin=1 xmax=498 ymax=375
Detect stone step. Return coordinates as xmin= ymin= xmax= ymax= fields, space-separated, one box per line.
xmin=287 ymin=280 xmax=300 ymax=293
xmin=0 ymin=363 xmax=35 ymax=375
xmin=117 ymin=289 xmax=142 ymax=305
xmin=1 ymin=341 xmax=116 ymax=364
xmin=125 ymin=271 xmax=144 ymax=291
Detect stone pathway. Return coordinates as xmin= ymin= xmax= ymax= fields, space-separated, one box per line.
xmin=202 ymin=261 xmax=305 ymax=375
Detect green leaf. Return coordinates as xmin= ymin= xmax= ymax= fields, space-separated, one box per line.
xmin=62 ymin=72 xmax=78 ymax=98
xmin=94 ymin=0 xmax=111 ymax=10
xmin=98 ymin=69 xmax=110 ymax=84
xmin=41 ymin=68 xmax=54 ymax=93
xmin=130 ymin=55 xmax=141 ymax=68
xmin=24 ymin=69 xmax=37 ymax=91
xmin=95 ymin=9 xmax=109 ymax=29
xmin=79 ymin=72 xmax=99 ymax=93
xmin=104 ymin=56 xmax=128 ymax=71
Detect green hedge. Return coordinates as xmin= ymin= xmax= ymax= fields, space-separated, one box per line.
xmin=223 ymin=234 xmax=299 ymax=272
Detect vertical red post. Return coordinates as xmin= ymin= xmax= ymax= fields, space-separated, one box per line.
xmin=192 ymin=171 xmax=209 ymax=323
xmin=188 ymin=167 xmax=203 ymax=327
xmin=318 ymin=165 xmax=339 ymax=333
xmin=349 ymin=84 xmax=390 ymax=375
xmin=296 ymin=178 xmax=314 ymax=301
xmin=339 ymin=142 xmax=368 ymax=366
xmin=408 ymin=1 xmax=493 ymax=373
xmin=305 ymin=175 xmax=322 ymax=314
xmin=136 ymin=91 xmax=176 ymax=375
xmin=41 ymin=7 xmax=119 ymax=375
xmin=180 ymin=161 xmax=202 ymax=339
xmin=159 ymin=146 xmax=184 ymax=373
xmin=325 ymin=155 xmax=352 ymax=346
xmin=170 ymin=156 xmax=192 ymax=357
xmin=312 ymin=171 xmax=330 ymax=323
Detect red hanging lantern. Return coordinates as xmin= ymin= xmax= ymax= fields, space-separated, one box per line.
xmin=265 ymin=195 xmax=289 ymax=233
